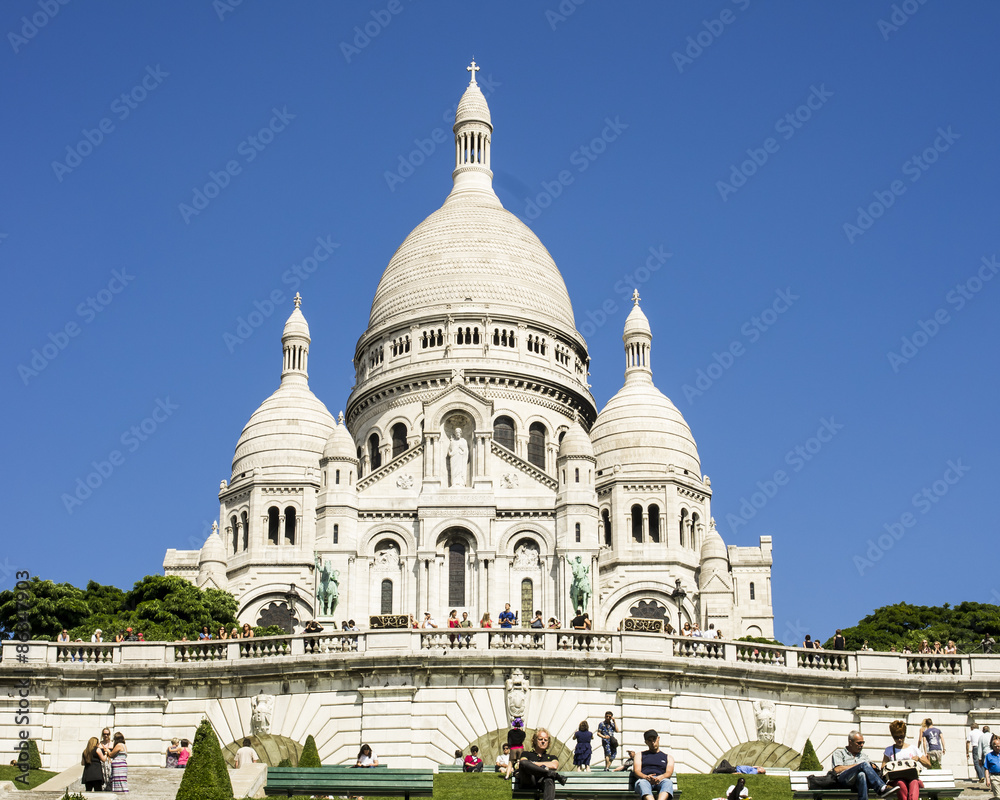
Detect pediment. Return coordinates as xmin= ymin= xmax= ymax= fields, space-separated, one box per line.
xmin=423 ymin=380 xmax=493 ymax=431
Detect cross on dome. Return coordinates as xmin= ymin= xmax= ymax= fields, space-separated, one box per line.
xmin=294 ymin=292 xmax=302 ymax=308
xmin=467 ymin=59 xmax=479 ymax=85
xmin=632 ymin=289 xmax=641 ymax=306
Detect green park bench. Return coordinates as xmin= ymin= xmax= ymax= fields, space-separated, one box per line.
xmin=264 ymin=765 xmax=433 ymax=798
xmin=513 ymin=769 xmax=682 ymax=799
xmin=790 ymin=770 xmax=961 ymax=800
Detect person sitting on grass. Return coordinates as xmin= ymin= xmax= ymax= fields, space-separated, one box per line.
xmin=464 ymin=745 xmax=484 ymax=772
xmin=496 ymin=743 xmax=510 ymax=775
xmin=631 ymin=729 xmax=675 ymax=800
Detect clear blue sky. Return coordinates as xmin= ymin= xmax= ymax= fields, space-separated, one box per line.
xmin=3 ymin=2 xmax=998 ymax=644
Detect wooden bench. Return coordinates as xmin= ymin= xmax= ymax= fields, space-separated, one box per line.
xmin=790 ymin=770 xmax=961 ymax=800
xmin=264 ymin=765 xmax=433 ymax=798
xmin=513 ymin=770 xmax=682 ymax=798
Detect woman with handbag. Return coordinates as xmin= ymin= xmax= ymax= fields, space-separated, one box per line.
xmin=882 ymin=720 xmax=931 ymax=800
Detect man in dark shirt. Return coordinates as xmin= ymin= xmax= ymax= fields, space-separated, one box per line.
xmin=632 ymin=729 xmax=674 ymax=800
xmin=833 ymin=630 xmax=846 ymax=650
xmin=571 ymin=607 xmax=587 ymax=629
xmin=517 ymin=728 xmax=566 ymax=800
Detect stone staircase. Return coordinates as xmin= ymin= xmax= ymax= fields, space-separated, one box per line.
xmin=31 ymin=767 xmax=185 ymax=799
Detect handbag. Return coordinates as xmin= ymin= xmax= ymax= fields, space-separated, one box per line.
xmin=609 ymin=736 xmax=619 ymax=749
xmin=807 ymin=774 xmax=839 ymax=790
xmin=883 ymin=759 xmax=921 ymax=782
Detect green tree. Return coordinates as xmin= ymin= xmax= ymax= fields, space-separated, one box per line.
xmin=175 ymin=719 xmax=233 ymax=800
xmin=833 ymin=601 xmax=1000 ymax=652
xmin=299 ymin=735 xmax=321 ymax=768
xmin=799 ymin=739 xmax=821 ymax=770
xmin=0 ymin=577 xmax=90 ymax=640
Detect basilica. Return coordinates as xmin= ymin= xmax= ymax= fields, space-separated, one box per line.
xmin=164 ymin=64 xmax=774 ymax=638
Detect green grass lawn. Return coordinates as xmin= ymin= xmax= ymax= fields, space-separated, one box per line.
xmin=0 ymin=766 xmax=58 ymax=790
xmin=265 ymin=772 xmax=794 ymax=800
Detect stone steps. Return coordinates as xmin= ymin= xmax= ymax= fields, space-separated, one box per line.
xmin=26 ymin=767 xmax=185 ymax=800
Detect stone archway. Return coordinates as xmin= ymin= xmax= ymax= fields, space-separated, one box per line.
xmin=222 ymin=733 xmax=303 ymax=767
xmin=715 ymin=740 xmax=802 ymax=769
xmin=467 ymin=728 xmax=572 ymax=771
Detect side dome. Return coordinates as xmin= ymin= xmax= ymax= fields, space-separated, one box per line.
xmin=591 ymin=382 xmax=701 ymax=477
xmin=559 ymin=421 xmax=595 ymax=459
xmin=323 ymin=418 xmax=358 ymax=461
xmin=232 ymin=383 xmax=336 ymax=477
xmin=368 ymin=196 xmax=578 ymax=336
xmin=199 ymin=527 xmax=226 ymax=566
xmin=700 ymin=527 xmax=728 ymax=562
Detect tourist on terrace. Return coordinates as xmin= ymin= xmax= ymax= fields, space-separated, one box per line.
xmin=919 ymin=640 xmax=931 ymax=654
xmin=81 ymin=736 xmax=107 ymax=792
xmin=58 ymin=629 xmax=70 ymax=642
xmin=932 ymin=641 xmax=943 ymax=654
xmin=241 ymin=623 xmax=254 ymax=638
xmin=91 ymin=629 xmax=103 ymax=643
xmin=199 ymin=626 xmax=212 ymax=640
xmin=480 ymin=612 xmax=492 ymax=628
xmin=355 ymin=743 xmax=378 ymax=767
xmin=831 ymin=731 xmax=897 ymax=800
xmin=982 ymin=635 xmax=995 ymax=654
xmin=548 ymin=617 xmax=560 ymax=629
xmin=496 ymin=743 xmax=511 ymax=775
xmin=303 ymin=619 xmax=324 ymax=633
xmin=681 ymin=622 xmax=692 ymax=636
xmin=531 ymin=611 xmax=545 ymax=628
xmin=232 ymin=737 xmax=260 ymax=768
xmin=421 ymin=612 xmax=438 ymax=629
xmin=597 ymin=710 xmax=619 ymax=771
xmin=217 ymin=625 xmax=228 ymax=639
xmin=572 ymin=720 xmax=593 ymax=771
xmin=516 ymin=727 xmax=566 ymax=800
xmin=984 ymin=736 xmax=1000 ymax=799
xmin=632 ymin=729 xmax=675 ymax=800
xmin=803 ymin=635 xmax=813 ymax=648
xmin=882 ymin=720 xmax=929 ymax=800
xmin=499 ymin=603 xmax=516 ymax=628
xmin=834 ymin=630 xmax=846 ymax=650
xmin=572 ymin=608 xmax=587 ymax=630
xmin=944 ymin=641 xmax=957 ymax=654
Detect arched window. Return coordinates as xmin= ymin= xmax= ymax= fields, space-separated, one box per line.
xmin=241 ymin=511 xmax=249 ymax=550
xmin=230 ymin=515 xmax=238 ymax=554
xmin=749 ymin=582 xmax=756 ymax=601
xmin=381 ymin=579 xmax=393 ymax=614
xmin=679 ymin=509 xmax=688 ymax=548
xmin=691 ymin=512 xmax=700 ymax=550
xmin=631 ymin=504 xmax=643 ymax=543
xmin=527 ymin=422 xmax=546 ymax=469
xmin=574 ymin=467 xmax=580 ymax=483
xmin=333 ymin=524 xmax=339 ymax=545
xmin=602 ymin=509 xmax=612 ymax=546
xmin=267 ymin=507 xmax=280 ymax=545
xmin=391 ymin=423 xmax=408 ymax=459
xmin=575 ymin=522 xmax=581 ymax=543
xmin=284 ymin=506 xmax=296 ymax=545
xmin=493 ymin=416 xmax=515 ymax=452
xmin=357 ymin=446 xmax=364 ymax=477
xmin=649 ymin=504 xmax=660 ymax=544
xmin=520 ymin=579 xmax=533 ymax=627
xmin=335 ymin=469 xmax=341 ymax=485
xmin=368 ymin=433 xmax=382 ymax=471
xmin=448 ymin=542 xmax=466 ymax=606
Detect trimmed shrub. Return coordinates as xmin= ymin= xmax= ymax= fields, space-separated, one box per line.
xmin=175 ymin=720 xmax=234 ymax=800
xmin=27 ymin=739 xmax=41 ymax=770
xmin=277 ymin=757 xmax=292 ymax=768
xmin=299 ymin=735 xmax=321 ymax=768
xmin=799 ymin=738 xmax=822 ymax=770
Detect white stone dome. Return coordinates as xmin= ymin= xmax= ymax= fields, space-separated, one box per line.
xmin=559 ymin=420 xmax=595 ymax=459
xmin=623 ymin=302 xmax=651 ymax=337
xmin=455 ymin=81 xmax=491 ymax=127
xmin=368 ymin=193 xmax=578 ymax=336
xmin=282 ymin=305 xmax=310 ymax=339
xmin=199 ymin=529 xmax=226 ymax=565
xmin=323 ymin=421 xmax=357 ymax=461
xmin=700 ymin=528 xmax=727 ymax=562
xmin=232 ymin=383 xmax=336 ymax=477
xmin=591 ymin=380 xmax=701 ymax=478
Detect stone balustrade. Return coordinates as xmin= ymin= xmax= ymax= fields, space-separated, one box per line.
xmin=4 ymin=631 xmax=986 ymax=676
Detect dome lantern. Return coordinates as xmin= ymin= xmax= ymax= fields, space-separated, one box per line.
xmin=281 ymin=293 xmax=310 ymax=385
xmin=448 ymin=60 xmax=495 ymax=201
xmin=623 ymin=289 xmax=653 ymax=384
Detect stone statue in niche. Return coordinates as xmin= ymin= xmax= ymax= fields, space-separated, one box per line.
xmin=447 ymin=425 xmax=469 ymax=487
xmin=250 ymin=692 xmax=274 ymax=736
xmin=753 ymin=699 xmax=776 ymax=742
xmin=512 ymin=543 xmax=540 ymax=570
xmin=505 ymin=667 xmax=529 ymax=721
xmin=568 ymin=555 xmax=592 ymax=611
xmin=315 ymin=555 xmax=340 ymax=616
xmin=375 ymin=543 xmax=400 ymax=570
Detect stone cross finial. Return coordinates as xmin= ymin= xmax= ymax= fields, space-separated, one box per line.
xmin=212 ymin=521 xmax=218 ymax=533
xmin=467 ymin=60 xmax=479 ymax=85
xmin=294 ymin=292 xmax=302 ymax=308
xmin=338 ymin=411 xmax=344 ymax=424
xmin=632 ymin=289 xmax=640 ymax=306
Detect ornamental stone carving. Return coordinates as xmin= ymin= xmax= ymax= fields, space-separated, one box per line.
xmin=754 ymin=699 xmax=776 ymax=742
xmin=512 ymin=543 xmax=540 ymax=570
xmin=501 ymin=473 xmax=519 ymax=489
xmin=396 ymin=473 xmax=414 ymax=489
xmin=374 ymin=543 xmax=400 ymax=571
xmin=250 ymin=692 xmax=274 ymax=736
xmin=505 ymin=667 xmax=529 ymax=721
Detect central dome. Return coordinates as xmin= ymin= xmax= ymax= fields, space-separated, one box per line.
xmin=368 ymin=193 xmax=577 ymax=334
